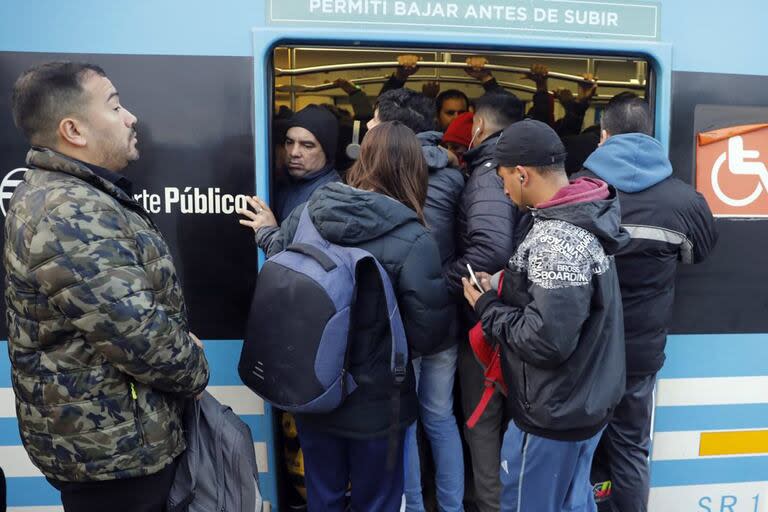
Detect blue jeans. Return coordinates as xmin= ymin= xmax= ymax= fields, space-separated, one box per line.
xmin=404 ymin=345 xmax=465 ymax=512
xmin=500 ymin=421 xmax=603 ymax=512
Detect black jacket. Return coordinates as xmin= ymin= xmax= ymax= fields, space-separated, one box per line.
xmin=579 ymin=133 xmax=718 ymax=375
xmin=444 ymin=132 xmax=523 ymax=302
xmin=475 ymin=179 xmax=629 ymax=441
xmin=256 ymin=182 xmax=451 ymax=438
xmin=418 ymin=131 xmax=465 ymax=354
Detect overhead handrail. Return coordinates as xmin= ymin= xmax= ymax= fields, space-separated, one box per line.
xmin=274 ymin=76 xmax=634 ymax=102
xmin=275 ymin=61 xmax=646 ymax=90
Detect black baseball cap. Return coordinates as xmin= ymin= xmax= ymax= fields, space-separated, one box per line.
xmin=494 ymin=119 xmax=567 ymax=167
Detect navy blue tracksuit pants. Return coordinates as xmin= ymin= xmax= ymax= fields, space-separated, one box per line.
xmin=500 ymin=421 xmax=602 ymax=512
xmin=297 ymin=425 xmax=405 ymax=512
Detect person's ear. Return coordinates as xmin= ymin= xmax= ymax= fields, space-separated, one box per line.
xmin=475 ymin=118 xmax=484 ymax=137
xmin=517 ymin=165 xmax=528 ymax=185
xmin=58 ymin=117 xmax=87 ymax=148
xmin=599 ymin=129 xmax=609 ymax=146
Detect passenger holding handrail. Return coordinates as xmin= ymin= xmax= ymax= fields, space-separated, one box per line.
xmin=553 ymin=74 xmax=598 ymax=137
xmin=379 ymin=54 xmax=471 ymax=131
xmin=464 ymin=58 xmax=554 ymax=126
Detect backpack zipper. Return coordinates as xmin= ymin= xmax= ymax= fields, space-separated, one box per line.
xmin=130 ymin=382 xmax=146 ymax=445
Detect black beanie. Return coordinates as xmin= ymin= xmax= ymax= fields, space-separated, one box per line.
xmin=286 ymin=105 xmax=339 ymax=165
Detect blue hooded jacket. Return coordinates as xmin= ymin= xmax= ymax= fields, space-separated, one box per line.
xmin=584 ymin=133 xmax=672 ymax=193
xmin=578 ymin=133 xmax=717 ymax=376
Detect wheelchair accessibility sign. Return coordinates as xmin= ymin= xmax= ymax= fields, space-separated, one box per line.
xmin=697 ymin=123 xmax=768 ymax=217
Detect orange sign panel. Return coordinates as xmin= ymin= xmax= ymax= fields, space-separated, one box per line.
xmin=696 ymin=123 xmax=768 ymax=217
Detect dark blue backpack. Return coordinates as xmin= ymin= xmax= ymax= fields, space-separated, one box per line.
xmin=239 ymin=207 xmax=408 ymax=414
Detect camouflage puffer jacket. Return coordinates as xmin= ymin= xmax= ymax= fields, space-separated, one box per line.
xmin=3 ymin=148 xmax=209 ymax=482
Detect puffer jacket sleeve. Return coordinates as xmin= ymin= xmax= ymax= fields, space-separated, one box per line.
xmin=379 ymin=74 xmax=407 ymax=96
xmin=348 ymin=89 xmax=374 ymax=120
xmin=681 ymin=191 xmax=718 ymax=263
xmin=29 ymin=202 xmax=208 ymax=396
xmin=444 ymin=170 xmax=519 ymax=295
xmin=474 ymin=243 xmax=593 ymax=369
xmin=397 ymin=232 xmax=452 ymax=354
xmin=255 ymin=203 xmax=304 ymax=257
xmin=527 ymin=90 xmax=554 ymax=126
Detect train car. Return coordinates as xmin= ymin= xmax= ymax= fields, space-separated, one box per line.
xmin=0 ymin=1 xmax=766 ymax=510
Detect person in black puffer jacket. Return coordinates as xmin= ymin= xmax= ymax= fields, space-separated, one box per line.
xmin=239 ymin=121 xmax=451 ymax=512
xmin=577 ymin=95 xmax=717 ymax=512
xmin=443 ymin=92 xmax=526 ymax=512
xmin=368 ymin=88 xmax=466 ymax=512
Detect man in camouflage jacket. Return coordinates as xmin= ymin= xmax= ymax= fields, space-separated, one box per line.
xmin=4 ymin=62 xmax=209 ymax=511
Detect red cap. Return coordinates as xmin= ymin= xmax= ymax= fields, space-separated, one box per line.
xmin=442 ymin=111 xmax=474 ymax=147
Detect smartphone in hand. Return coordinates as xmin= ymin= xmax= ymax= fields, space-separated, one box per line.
xmin=466 ymin=263 xmax=483 ymax=292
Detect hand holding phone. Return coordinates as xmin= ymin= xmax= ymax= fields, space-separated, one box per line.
xmin=466 ymin=264 xmax=483 ymax=292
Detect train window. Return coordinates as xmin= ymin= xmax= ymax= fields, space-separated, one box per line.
xmin=270 ymin=45 xmax=652 ymax=177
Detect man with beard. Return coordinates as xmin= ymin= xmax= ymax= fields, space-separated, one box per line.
xmin=4 ymin=61 xmax=209 ymax=511
xmin=275 ymin=105 xmax=341 ymax=222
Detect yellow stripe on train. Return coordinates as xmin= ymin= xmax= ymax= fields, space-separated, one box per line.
xmin=700 ymin=430 xmax=768 ymax=457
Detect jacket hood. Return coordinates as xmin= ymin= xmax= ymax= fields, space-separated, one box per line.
xmin=464 ymin=131 xmax=501 ymax=170
xmin=417 ymin=131 xmax=450 ymax=172
xmin=307 ymin=182 xmax=420 ymax=245
xmin=533 ymin=180 xmax=629 ymax=255
xmin=584 ymin=133 xmax=672 ymax=193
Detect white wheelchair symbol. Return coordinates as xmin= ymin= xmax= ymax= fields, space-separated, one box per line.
xmin=711 ymin=136 xmax=768 ymax=207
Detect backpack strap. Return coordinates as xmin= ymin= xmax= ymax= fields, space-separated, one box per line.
xmin=167 ymin=395 xmax=204 ymax=512
xmin=371 ymin=258 xmax=407 ymax=469
xmin=348 ymin=251 xmax=408 ymax=468
xmin=466 ymin=348 xmax=504 ymax=429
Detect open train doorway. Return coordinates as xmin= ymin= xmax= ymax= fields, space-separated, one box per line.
xmin=266 ymin=44 xmax=654 ymax=511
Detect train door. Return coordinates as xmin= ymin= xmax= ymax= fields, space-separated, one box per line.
xmin=253 ymin=14 xmax=671 ymax=507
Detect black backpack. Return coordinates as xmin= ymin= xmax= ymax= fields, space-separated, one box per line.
xmin=238 ymin=207 xmax=408 ymax=413
xmin=167 ymin=392 xmax=263 ymax=512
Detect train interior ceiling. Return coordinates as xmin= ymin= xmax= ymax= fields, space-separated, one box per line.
xmin=273 ymin=45 xmax=652 ymax=153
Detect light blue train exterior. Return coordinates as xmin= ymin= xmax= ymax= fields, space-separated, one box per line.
xmin=1 ymin=1 xmax=767 ymax=510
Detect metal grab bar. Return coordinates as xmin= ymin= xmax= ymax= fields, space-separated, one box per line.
xmin=274 ymin=76 xmax=632 ymax=102
xmin=275 ymin=60 xmax=646 ymax=89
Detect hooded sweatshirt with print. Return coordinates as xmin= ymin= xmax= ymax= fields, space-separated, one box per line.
xmin=474 ymin=177 xmax=629 ymax=441
xmin=579 ymin=133 xmax=717 ymax=375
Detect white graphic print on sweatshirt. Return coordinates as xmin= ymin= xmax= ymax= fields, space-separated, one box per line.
xmin=509 ymin=219 xmax=611 ymax=290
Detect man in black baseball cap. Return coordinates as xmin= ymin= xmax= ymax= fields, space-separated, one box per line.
xmin=461 ymin=119 xmax=629 ymax=512
xmin=493 ymin=118 xmax=569 ymax=209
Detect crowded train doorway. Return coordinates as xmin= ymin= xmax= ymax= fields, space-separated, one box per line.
xmin=267 ymin=44 xmax=654 ymax=511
